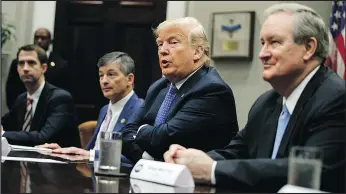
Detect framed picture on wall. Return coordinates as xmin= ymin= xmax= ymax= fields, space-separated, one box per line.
xmin=210 ymin=11 xmax=255 ymax=60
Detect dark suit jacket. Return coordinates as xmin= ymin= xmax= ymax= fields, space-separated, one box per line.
xmin=85 ymin=92 xmax=143 ymax=164
xmin=1 ymin=82 xmax=81 ymax=148
xmin=207 ymin=65 xmax=345 ymax=193
xmin=121 ymin=66 xmax=239 ymax=162
xmin=6 ymin=51 xmax=69 ymax=109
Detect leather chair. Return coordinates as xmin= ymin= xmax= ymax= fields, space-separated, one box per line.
xmin=78 ymin=121 xmax=97 ymax=148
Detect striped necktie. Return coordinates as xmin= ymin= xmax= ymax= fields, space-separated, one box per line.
xmin=22 ymin=98 xmax=33 ymax=132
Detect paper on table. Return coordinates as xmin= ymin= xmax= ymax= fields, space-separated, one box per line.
xmin=10 ymin=144 xmax=52 ymax=152
xmin=2 ymin=156 xmax=67 ymax=164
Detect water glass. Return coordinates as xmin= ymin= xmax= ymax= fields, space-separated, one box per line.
xmin=288 ymin=146 xmax=323 ymax=190
xmin=95 ymin=131 xmax=122 ymax=175
xmin=96 ymin=176 xmax=119 ymax=193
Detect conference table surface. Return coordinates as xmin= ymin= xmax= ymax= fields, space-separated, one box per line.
xmin=1 ymin=150 xmax=271 ymax=193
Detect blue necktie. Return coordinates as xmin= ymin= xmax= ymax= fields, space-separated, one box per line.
xmin=271 ymin=104 xmax=290 ymax=159
xmin=154 ymin=83 xmax=177 ymax=126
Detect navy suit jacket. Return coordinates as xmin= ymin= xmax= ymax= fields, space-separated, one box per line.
xmin=1 ymin=82 xmax=80 ymax=147
xmin=85 ymin=92 xmax=143 ymax=164
xmin=207 ymin=65 xmax=345 ymax=192
xmin=121 ymin=66 xmax=239 ymax=162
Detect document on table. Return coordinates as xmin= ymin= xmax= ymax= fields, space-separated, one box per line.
xmin=9 ymin=144 xmax=52 ymax=152
xmin=2 ymin=156 xmax=67 ymax=164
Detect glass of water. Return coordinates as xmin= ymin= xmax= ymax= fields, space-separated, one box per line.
xmin=288 ymin=146 xmax=323 ymax=190
xmin=96 ymin=131 xmax=122 ymax=175
xmin=95 ymin=176 xmax=119 ymax=193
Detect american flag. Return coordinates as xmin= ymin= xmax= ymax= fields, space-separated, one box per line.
xmin=325 ymin=1 xmax=346 ymax=79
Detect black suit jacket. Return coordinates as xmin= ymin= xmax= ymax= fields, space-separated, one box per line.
xmin=207 ymin=65 xmax=345 ymax=192
xmin=6 ymin=51 xmax=69 ymax=109
xmin=1 ymin=82 xmax=81 ymax=147
xmin=121 ymin=66 xmax=239 ymax=162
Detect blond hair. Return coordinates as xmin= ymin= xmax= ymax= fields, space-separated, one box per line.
xmin=153 ymin=17 xmax=211 ymax=66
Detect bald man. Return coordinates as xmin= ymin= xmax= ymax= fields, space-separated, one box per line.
xmin=6 ymin=28 xmax=69 ymax=109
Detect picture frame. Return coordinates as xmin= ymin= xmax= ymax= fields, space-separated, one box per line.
xmin=210 ymin=11 xmax=255 ymax=60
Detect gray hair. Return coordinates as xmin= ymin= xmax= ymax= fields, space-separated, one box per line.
xmin=97 ymin=51 xmax=135 ymax=75
xmin=153 ymin=17 xmax=211 ymax=66
xmin=264 ymin=3 xmax=329 ymax=62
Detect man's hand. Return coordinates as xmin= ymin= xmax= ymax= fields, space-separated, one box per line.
xmin=35 ymin=143 xmax=61 ymax=149
xmin=168 ymin=148 xmax=214 ymax=184
xmin=52 ymin=147 xmax=90 ymax=156
xmin=163 ymin=144 xmax=187 ymax=163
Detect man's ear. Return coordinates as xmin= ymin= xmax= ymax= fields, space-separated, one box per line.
xmin=193 ymin=46 xmax=204 ymax=61
xmin=127 ymin=73 xmax=135 ymax=86
xmin=42 ymin=63 xmax=48 ymax=73
xmin=303 ymin=37 xmax=317 ymax=61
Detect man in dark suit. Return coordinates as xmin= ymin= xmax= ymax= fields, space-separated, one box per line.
xmin=37 ymin=52 xmax=143 ymax=165
xmin=6 ymin=28 xmax=69 ymax=109
xmin=164 ymin=3 xmax=345 ymax=193
xmin=1 ymin=44 xmax=80 ymax=148
xmin=120 ymin=17 xmax=239 ymax=163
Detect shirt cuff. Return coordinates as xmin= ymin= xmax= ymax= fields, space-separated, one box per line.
xmin=211 ymin=161 xmax=217 ymax=185
xmin=133 ymin=124 xmax=148 ymax=139
xmin=1 ymin=130 xmax=4 ymax=136
xmin=89 ymin=149 xmax=95 ymax=161
xmin=142 ymin=151 xmax=155 ymax=160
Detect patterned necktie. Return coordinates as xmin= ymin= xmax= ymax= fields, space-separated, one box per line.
xmin=95 ymin=108 xmax=112 ymax=150
xmin=154 ymin=83 xmax=177 ymax=126
xmin=22 ymin=98 xmax=33 ymax=132
xmin=101 ymin=108 xmax=113 ymax=133
xmin=20 ymin=162 xmax=28 ymax=192
xmin=271 ymin=104 xmax=291 ymax=159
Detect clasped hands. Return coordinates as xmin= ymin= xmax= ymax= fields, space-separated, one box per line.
xmin=163 ymin=144 xmax=215 ymax=184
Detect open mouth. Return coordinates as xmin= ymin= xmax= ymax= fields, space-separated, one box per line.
xmin=161 ymin=59 xmax=169 ymax=67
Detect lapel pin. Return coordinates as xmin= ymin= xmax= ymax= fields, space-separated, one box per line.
xmin=121 ymin=118 xmax=126 ymax=123
xmin=50 ymin=62 xmax=55 ymax=67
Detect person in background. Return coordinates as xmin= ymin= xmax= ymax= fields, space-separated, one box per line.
xmin=1 ymin=44 xmax=80 ymax=147
xmin=6 ymin=27 xmax=69 ymax=109
xmin=164 ymin=3 xmax=345 ymax=193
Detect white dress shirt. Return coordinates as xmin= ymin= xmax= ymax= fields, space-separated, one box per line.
xmin=210 ymin=65 xmax=321 ymax=185
xmin=140 ymin=65 xmax=203 ymax=160
xmin=2 ymin=81 xmax=45 ymax=136
xmin=89 ymin=90 xmax=134 ymax=161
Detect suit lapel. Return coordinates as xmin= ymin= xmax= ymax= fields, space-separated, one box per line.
xmin=30 ymin=83 xmax=49 ymax=131
xmin=144 ymin=83 xmax=169 ymax=120
xmin=166 ymin=66 xmax=209 ymax=120
xmin=256 ymin=96 xmax=283 ymax=158
xmin=18 ymin=96 xmax=27 ymax=131
xmin=86 ymin=107 xmax=107 ymax=149
xmin=276 ymin=65 xmax=328 ymax=157
xmin=113 ymin=93 xmax=137 ymax=132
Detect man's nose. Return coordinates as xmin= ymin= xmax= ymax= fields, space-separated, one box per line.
xmin=258 ymin=46 xmax=271 ymax=61
xmin=159 ymin=42 xmax=169 ymax=55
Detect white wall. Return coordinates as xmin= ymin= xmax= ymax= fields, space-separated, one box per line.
xmin=166 ymin=1 xmax=187 ymax=20
xmin=30 ymin=1 xmax=57 ymax=39
xmin=187 ymin=1 xmax=333 ymax=128
xmin=1 ymin=1 xmax=56 ymax=116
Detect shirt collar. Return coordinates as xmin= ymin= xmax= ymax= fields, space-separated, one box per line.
xmin=175 ymin=65 xmax=203 ymax=90
xmin=27 ymin=81 xmax=45 ymax=101
xmin=283 ymin=65 xmax=320 ymax=114
xmin=108 ymin=90 xmax=134 ymax=113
